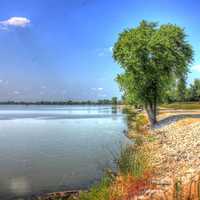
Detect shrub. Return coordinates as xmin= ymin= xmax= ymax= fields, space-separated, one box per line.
xmin=135 ymin=114 xmax=149 ymax=133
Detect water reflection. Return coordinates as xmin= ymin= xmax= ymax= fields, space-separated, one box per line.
xmin=0 ymin=105 xmax=128 ymax=198
xmin=9 ymin=177 xmax=30 ymax=195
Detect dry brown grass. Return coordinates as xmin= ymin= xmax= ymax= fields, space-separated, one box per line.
xmin=175 ymin=118 xmax=200 ymax=127
xmin=109 ymin=172 xmax=152 ymax=200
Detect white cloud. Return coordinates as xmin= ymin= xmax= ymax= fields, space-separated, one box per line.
xmin=97 ymin=46 xmax=113 ymax=57
xmin=41 ymin=85 xmax=47 ymax=89
xmin=0 ymin=80 xmax=3 ymax=83
xmin=13 ymin=91 xmax=20 ymax=95
xmin=0 ymin=17 xmax=30 ymax=29
xmin=98 ymin=52 xmax=105 ymax=57
xmin=109 ymin=46 xmax=113 ymax=52
xmin=91 ymin=87 xmax=103 ymax=91
xmin=192 ymin=64 xmax=200 ymax=72
xmin=98 ymin=94 xmax=107 ymax=98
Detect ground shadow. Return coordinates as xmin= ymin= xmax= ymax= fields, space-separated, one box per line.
xmin=154 ymin=113 xmax=200 ymax=129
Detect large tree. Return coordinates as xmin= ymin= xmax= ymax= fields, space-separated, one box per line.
xmin=113 ymin=20 xmax=193 ymax=125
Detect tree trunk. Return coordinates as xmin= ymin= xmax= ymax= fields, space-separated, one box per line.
xmin=145 ymin=102 xmax=157 ymax=126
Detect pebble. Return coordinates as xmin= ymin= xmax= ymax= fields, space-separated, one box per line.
xmin=152 ymin=116 xmax=200 ymax=184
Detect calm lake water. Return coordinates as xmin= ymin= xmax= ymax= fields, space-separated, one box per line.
xmin=0 ymin=105 xmax=128 ymax=199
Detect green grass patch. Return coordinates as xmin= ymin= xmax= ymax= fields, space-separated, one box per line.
xmin=116 ymin=145 xmax=150 ymax=178
xmin=145 ymin=135 xmax=157 ymax=142
xmin=78 ymin=176 xmax=111 ymax=200
xmin=161 ymin=102 xmax=200 ymax=110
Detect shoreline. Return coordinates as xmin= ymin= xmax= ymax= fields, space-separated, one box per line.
xmin=20 ymin=107 xmax=200 ymax=199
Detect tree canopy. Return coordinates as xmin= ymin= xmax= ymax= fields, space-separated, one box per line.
xmin=113 ymin=20 xmax=193 ymax=125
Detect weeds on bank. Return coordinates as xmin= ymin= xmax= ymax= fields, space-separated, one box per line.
xmin=78 ymin=144 xmax=152 ymax=200
xmin=110 ymin=144 xmax=152 ymax=200
xmin=78 ymin=176 xmax=111 ymax=200
xmin=75 ymin=112 xmax=153 ymax=200
xmin=127 ymin=113 xmax=149 ymax=139
xmin=116 ymin=145 xmax=150 ymax=178
xmin=110 ymin=172 xmax=152 ymax=200
xmin=174 ymin=179 xmax=182 ymax=200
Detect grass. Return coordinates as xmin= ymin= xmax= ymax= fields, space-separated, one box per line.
xmin=161 ymin=102 xmax=200 ymax=110
xmin=77 ymin=119 xmax=153 ymax=200
xmin=77 ymin=144 xmax=152 ymax=200
xmin=127 ymin=113 xmax=149 ymax=141
xmin=78 ymin=177 xmax=111 ymax=200
xmin=109 ymin=173 xmax=152 ymax=200
xmin=116 ymin=145 xmax=150 ymax=178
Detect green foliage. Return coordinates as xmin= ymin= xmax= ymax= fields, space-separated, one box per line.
xmin=78 ymin=177 xmax=111 ymax=200
xmin=188 ymin=79 xmax=200 ymax=101
xmin=176 ymin=76 xmax=187 ymax=102
xmin=146 ymin=135 xmax=157 ymax=142
xmin=111 ymin=97 xmax=118 ymax=105
xmin=162 ymin=102 xmax=200 ymax=110
xmin=161 ymin=78 xmax=200 ymax=103
xmin=78 ymin=141 xmax=151 ymax=200
xmin=113 ymin=20 xmax=193 ymax=124
xmin=117 ymin=145 xmax=150 ymax=178
xmin=162 ymin=79 xmax=200 ymax=103
xmin=162 ymin=79 xmax=177 ymax=103
xmin=174 ymin=179 xmax=182 ymax=200
xmin=135 ymin=114 xmax=148 ymax=131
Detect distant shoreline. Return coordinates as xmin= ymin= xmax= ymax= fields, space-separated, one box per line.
xmin=0 ymin=101 xmax=121 ymax=106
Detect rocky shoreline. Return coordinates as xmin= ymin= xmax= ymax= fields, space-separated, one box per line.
xmin=135 ymin=109 xmax=200 ymax=199
xmin=153 ymin=110 xmax=200 ymax=182
xmin=36 ymin=190 xmax=82 ymax=200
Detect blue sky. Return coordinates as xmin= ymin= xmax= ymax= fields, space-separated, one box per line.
xmin=0 ymin=0 xmax=199 ymax=101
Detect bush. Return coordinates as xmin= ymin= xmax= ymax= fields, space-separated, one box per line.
xmin=135 ymin=114 xmax=149 ymax=132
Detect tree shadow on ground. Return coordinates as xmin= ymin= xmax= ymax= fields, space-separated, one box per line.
xmin=154 ymin=113 xmax=200 ymax=129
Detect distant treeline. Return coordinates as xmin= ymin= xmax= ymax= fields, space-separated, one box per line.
xmin=164 ymin=78 xmax=200 ymax=103
xmin=119 ymin=78 xmax=200 ymax=106
xmin=0 ymin=97 xmax=120 ymax=105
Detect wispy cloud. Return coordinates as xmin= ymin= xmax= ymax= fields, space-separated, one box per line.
xmin=192 ymin=64 xmax=200 ymax=72
xmin=41 ymin=85 xmax=47 ymax=89
xmin=13 ymin=91 xmax=20 ymax=95
xmin=0 ymin=17 xmax=30 ymax=30
xmin=109 ymin=46 xmax=113 ymax=52
xmin=91 ymin=87 xmax=103 ymax=91
xmin=98 ymin=94 xmax=107 ymax=98
xmin=97 ymin=46 xmax=113 ymax=57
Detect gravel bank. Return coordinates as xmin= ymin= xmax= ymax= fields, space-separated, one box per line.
xmin=151 ymin=111 xmax=200 ymax=184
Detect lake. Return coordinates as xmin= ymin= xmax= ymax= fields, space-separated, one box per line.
xmin=0 ymin=105 xmax=128 ymax=199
